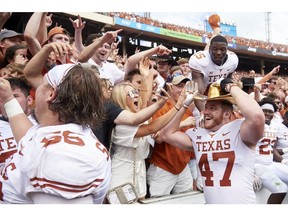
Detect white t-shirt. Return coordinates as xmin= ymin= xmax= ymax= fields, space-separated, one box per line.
xmin=88 ymin=58 xmax=125 ymax=85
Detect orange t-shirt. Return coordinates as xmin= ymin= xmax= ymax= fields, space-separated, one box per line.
xmin=149 ymin=100 xmax=195 ymax=174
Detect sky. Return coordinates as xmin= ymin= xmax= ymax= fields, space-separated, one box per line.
xmin=6 ymin=0 xmax=288 ymax=45
xmin=148 ymin=12 xmax=288 ymax=45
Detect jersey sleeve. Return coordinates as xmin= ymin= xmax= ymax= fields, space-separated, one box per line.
xmin=189 ymin=51 xmax=210 ymax=72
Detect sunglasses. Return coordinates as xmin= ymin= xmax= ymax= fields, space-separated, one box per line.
xmin=127 ymin=89 xmax=139 ymax=99
xmin=172 ymin=72 xmax=182 ymax=78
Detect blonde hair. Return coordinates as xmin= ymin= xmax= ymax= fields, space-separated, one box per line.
xmin=111 ymin=83 xmax=135 ymax=112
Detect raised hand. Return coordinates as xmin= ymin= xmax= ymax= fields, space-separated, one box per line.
xmin=69 ymin=14 xmax=86 ymax=30
xmin=0 ymin=77 xmax=14 ymax=103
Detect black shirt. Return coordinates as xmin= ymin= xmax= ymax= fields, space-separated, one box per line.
xmin=92 ymin=101 xmax=123 ymax=149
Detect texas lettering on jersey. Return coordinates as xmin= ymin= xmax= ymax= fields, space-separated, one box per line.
xmin=0 ymin=120 xmax=18 ymax=168
xmin=189 ymin=50 xmax=239 ymax=87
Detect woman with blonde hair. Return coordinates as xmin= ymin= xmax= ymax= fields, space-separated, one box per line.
xmin=109 ymin=82 xmax=186 ymax=199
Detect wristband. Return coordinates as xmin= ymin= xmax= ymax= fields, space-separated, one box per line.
xmin=183 ymin=104 xmax=188 ymax=109
xmin=282 ymin=148 xmax=288 ymax=154
xmin=4 ymin=98 xmax=24 ymax=118
xmin=174 ymin=105 xmax=180 ymax=111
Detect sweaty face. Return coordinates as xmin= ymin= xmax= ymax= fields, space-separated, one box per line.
xmin=203 ymin=101 xmax=225 ymax=131
xmin=209 ymin=42 xmax=228 ymax=66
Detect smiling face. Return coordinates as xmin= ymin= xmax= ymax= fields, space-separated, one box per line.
xmin=203 ymin=100 xmax=232 ymax=131
xmin=209 ymin=41 xmax=228 ymax=66
xmin=262 ymin=109 xmax=274 ymax=125
xmin=93 ymin=43 xmax=111 ymax=64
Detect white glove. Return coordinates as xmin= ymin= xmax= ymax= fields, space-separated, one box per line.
xmin=184 ymin=94 xmax=194 ymax=107
xmin=196 ymin=176 xmax=204 ymax=192
xmin=282 ymin=148 xmax=288 ymax=154
xmin=281 ymin=159 xmax=288 ymax=165
xmin=253 ymin=175 xmax=262 ymax=191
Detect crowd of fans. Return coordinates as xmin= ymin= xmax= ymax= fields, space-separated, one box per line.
xmin=103 ymin=12 xmax=288 ymax=53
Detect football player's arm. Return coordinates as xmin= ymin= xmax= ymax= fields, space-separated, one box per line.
xmin=0 ymin=78 xmax=33 ymax=143
xmin=24 ymin=12 xmax=45 ymax=56
xmin=229 ymin=85 xmax=265 ymax=148
xmin=160 ymin=105 xmax=194 ymax=151
xmin=273 ymin=140 xmax=288 ymax=164
xmin=191 ymin=70 xmax=205 ymax=111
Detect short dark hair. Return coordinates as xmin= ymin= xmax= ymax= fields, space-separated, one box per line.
xmin=6 ymin=77 xmax=31 ymax=97
xmin=125 ymin=69 xmax=141 ymax=82
xmin=210 ymin=35 xmax=228 ymax=45
xmin=85 ymin=33 xmax=103 ymax=46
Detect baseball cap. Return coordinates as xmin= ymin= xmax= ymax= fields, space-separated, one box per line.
xmin=172 ymin=75 xmax=190 ymax=85
xmin=0 ymin=29 xmax=24 ymax=41
xmin=42 ymin=27 xmax=69 ymax=45
xmin=48 ymin=26 xmax=66 ymax=39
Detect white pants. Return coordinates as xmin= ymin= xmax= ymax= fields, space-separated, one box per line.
xmin=255 ymin=162 xmax=288 ymax=193
xmin=147 ymin=164 xmax=193 ymax=197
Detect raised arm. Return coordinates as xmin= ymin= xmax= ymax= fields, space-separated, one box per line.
xmin=160 ymin=86 xmax=199 ymax=151
xmin=0 ymin=12 xmax=12 ymax=30
xmin=0 ymin=78 xmax=33 ymax=142
xmin=124 ymin=44 xmax=171 ymax=74
xmin=69 ymin=14 xmax=86 ymax=53
xmin=24 ymin=12 xmax=46 ymax=56
xmin=191 ymin=71 xmax=205 ymax=111
xmin=23 ymin=42 xmax=71 ymax=88
xmin=134 ymin=90 xmax=186 ymax=138
xmin=114 ymin=94 xmax=167 ymax=126
xmin=221 ymin=79 xmax=265 ymax=148
xmin=256 ymin=65 xmax=280 ymax=84
xmin=138 ymin=57 xmax=154 ymax=109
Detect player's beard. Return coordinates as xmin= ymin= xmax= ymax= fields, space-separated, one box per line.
xmin=204 ymin=114 xmax=223 ymax=130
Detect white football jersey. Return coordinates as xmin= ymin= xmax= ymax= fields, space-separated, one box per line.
xmin=276 ymin=123 xmax=288 ymax=149
xmin=0 ymin=123 xmax=111 ymax=204
xmin=0 ymin=120 xmax=18 ymax=171
xmin=255 ymin=123 xmax=278 ymax=165
xmin=186 ymin=119 xmax=256 ymax=204
xmin=189 ymin=50 xmax=238 ymax=89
